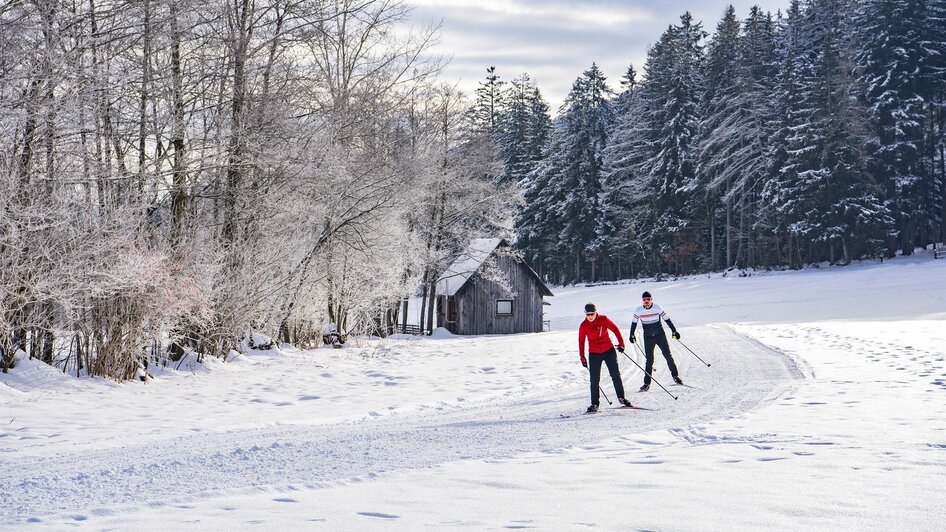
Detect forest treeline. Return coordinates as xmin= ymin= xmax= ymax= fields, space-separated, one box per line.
xmin=494 ymin=0 xmax=946 ymax=284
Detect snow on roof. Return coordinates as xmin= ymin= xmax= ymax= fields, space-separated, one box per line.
xmin=436 ymin=238 xmax=504 ymax=297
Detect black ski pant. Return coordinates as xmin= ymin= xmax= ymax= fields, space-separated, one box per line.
xmin=589 ymin=348 xmax=625 ymax=405
xmin=643 ymin=332 xmax=678 ymax=385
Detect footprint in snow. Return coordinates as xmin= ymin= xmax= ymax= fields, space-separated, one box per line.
xmin=358 ymin=512 xmax=400 ymax=519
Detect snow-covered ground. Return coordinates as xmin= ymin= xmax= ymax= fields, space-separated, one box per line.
xmin=2 ymin=254 xmax=945 ymax=530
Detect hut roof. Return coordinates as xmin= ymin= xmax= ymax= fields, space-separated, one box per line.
xmin=436 ymin=238 xmax=553 ymax=297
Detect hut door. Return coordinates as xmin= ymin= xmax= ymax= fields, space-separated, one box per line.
xmin=447 ymin=298 xmax=458 ymax=323
xmin=445 ymin=297 xmax=459 ymax=334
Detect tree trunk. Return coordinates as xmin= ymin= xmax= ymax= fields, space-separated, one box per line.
xmin=137 ymin=0 xmax=151 ymax=200
xmin=425 ymin=283 xmax=437 ymax=334
xmin=170 ymin=0 xmax=187 ymax=247
xmin=901 ymin=217 xmax=916 ymax=256
xmin=746 ymin=192 xmax=755 ymax=269
xmin=400 ymin=297 xmax=409 ymax=333
xmin=734 ymin=196 xmax=746 ymax=268
xmin=575 ymin=248 xmax=581 ymax=283
xmin=710 ymin=204 xmax=717 ymax=270
xmin=222 ymin=0 xmax=253 ymax=244
xmin=940 ymin=143 xmax=945 ymax=243
xmin=725 ymin=197 xmax=733 ymax=268
xmin=418 ymin=272 xmax=429 ymax=333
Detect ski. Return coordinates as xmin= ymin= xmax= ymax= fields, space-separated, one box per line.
xmin=673 ymin=383 xmax=700 ymax=390
xmin=560 ymin=405 xmax=655 ymax=418
xmin=559 ymin=411 xmax=598 ymax=419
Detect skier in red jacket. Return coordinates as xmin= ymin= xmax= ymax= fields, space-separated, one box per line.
xmin=578 ymin=303 xmax=632 ymax=412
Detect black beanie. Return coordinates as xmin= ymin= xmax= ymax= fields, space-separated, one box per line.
xmin=584 ymin=303 xmax=596 ymax=313
xmin=642 ymin=291 xmax=652 ymax=298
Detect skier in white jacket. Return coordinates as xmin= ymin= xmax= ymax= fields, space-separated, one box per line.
xmin=630 ymin=291 xmax=683 ymax=391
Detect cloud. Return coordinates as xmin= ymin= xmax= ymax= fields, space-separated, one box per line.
xmin=410 ymin=0 xmax=654 ymax=29
xmin=407 ymin=0 xmax=789 ymax=112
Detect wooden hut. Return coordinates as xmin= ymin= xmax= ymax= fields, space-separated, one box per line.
xmin=435 ymin=239 xmax=553 ymax=335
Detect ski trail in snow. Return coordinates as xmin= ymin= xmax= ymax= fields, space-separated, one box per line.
xmin=0 ymin=326 xmax=800 ymax=523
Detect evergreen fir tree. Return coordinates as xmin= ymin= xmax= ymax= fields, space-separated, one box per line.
xmin=930 ymin=1 xmax=946 ymax=242
xmin=696 ymin=5 xmax=744 ymax=270
xmin=620 ymin=13 xmax=706 ymax=274
xmin=516 ymin=125 xmax=566 ymax=280
xmin=856 ymin=0 xmax=934 ymax=255
xmin=596 ymin=64 xmax=644 ymax=278
xmin=467 ymin=66 xmax=506 ymax=137
xmin=763 ymin=0 xmax=809 ymax=267
xmin=778 ymin=0 xmax=891 ymax=264
xmin=498 ymin=74 xmax=551 ymax=186
xmin=518 ymin=64 xmax=614 ymax=283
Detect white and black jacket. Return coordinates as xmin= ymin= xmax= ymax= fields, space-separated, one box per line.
xmin=630 ymin=303 xmax=677 ymax=338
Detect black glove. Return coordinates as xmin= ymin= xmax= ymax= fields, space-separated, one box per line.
xmin=672 ymin=331 xmax=681 ymax=340
xmin=580 ymin=356 xmax=588 ymax=368
xmin=629 ymin=335 xmax=636 ymax=344
xmin=616 ymin=346 xmax=625 ymax=353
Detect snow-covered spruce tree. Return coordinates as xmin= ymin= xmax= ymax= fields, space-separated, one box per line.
xmin=930 ymin=0 xmax=946 ymax=242
xmin=736 ymin=7 xmax=782 ymax=268
xmin=855 ymin=0 xmax=937 ymax=256
xmin=597 ymin=64 xmax=647 ymax=279
xmin=462 ymin=66 xmax=507 ymax=187
xmin=467 ymin=66 xmax=507 ymax=138
xmin=928 ymin=0 xmax=946 ymax=242
xmin=498 ymin=74 xmax=552 ymax=187
xmin=516 ymin=123 xmax=568 ymax=282
xmin=774 ymin=0 xmax=892 ymax=265
xmin=762 ymin=0 xmax=809 ymax=267
xmin=918 ymin=0 xmax=945 ymax=245
xmin=615 ymin=14 xmax=706 ymax=275
xmin=521 ymin=64 xmax=614 ymax=284
xmin=696 ymin=6 xmax=778 ymax=270
xmin=696 ymin=6 xmax=744 ymax=271
xmin=603 ymin=38 xmax=674 ymax=278
xmin=734 ymin=6 xmax=780 ymax=268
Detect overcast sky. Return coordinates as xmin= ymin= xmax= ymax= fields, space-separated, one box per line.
xmin=407 ymin=0 xmax=788 ymax=112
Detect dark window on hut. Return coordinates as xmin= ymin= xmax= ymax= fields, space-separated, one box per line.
xmin=496 ymin=299 xmax=513 ymax=316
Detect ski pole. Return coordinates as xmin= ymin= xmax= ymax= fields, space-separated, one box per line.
xmin=587 ymin=366 xmax=612 ymax=405
xmin=675 ymin=338 xmax=711 ymax=367
xmin=626 ymin=339 xmax=678 ymax=400
xmin=600 ymin=385 xmax=612 ymax=405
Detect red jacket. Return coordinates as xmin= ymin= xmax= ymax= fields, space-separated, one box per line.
xmin=578 ymin=314 xmax=625 ymax=359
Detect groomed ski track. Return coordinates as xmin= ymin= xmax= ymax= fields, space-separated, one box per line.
xmin=0 ymin=326 xmax=802 ymax=523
